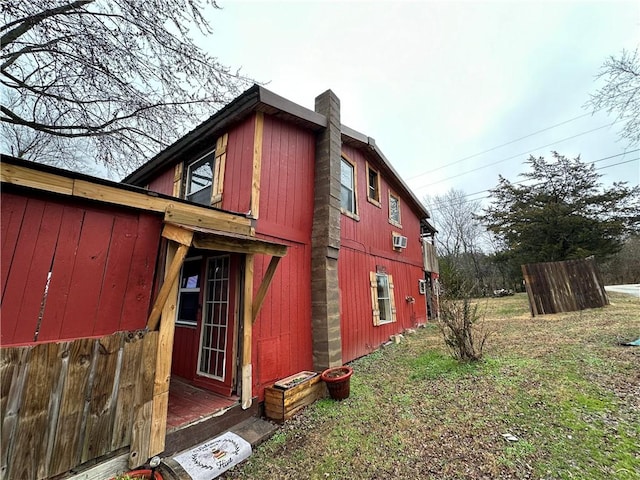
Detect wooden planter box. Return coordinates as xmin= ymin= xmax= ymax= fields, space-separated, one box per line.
xmin=264 ymin=371 xmax=326 ymax=422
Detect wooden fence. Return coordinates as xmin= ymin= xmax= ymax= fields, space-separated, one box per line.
xmin=0 ymin=331 xmax=157 ymax=480
xmin=521 ymin=257 xmax=608 ymax=316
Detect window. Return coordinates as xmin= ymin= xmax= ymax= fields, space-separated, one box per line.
xmin=186 ymin=152 xmax=215 ymax=205
xmin=370 ymin=271 xmax=397 ymax=325
xmin=366 ymin=163 xmax=381 ymax=205
xmin=340 ymin=157 xmax=356 ymax=215
xmin=176 ymin=257 xmax=202 ymax=326
xmin=389 ymin=192 xmax=401 ymax=227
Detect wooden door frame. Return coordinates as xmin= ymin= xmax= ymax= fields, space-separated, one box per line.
xmin=192 ymin=253 xmax=239 ymax=396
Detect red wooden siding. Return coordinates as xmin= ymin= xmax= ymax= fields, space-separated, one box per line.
xmin=338 ymin=145 xmax=427 ymax=362
xmin=340 ymin=144 xmax=423 ymax=264
xmin=253 ymin=241 xmax=313 ymax=396
xmin=251 ymin=114 xmax=317 ymax=399
xmin=339 ymin=247 xmax=427 ymax=362
xmin=257 ymin=115 xmax=316 ymax=241
xmin=147 ymin=165 xmax=175 ymax=196
xmin=1 ymin=191 xmax=162 ymax=346
xmin=172 ymin=325 xmax=198 ymax=379
xmin=221 ymin=115 xmax=256 ymax=214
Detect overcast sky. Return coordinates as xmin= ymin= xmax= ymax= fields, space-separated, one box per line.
xmin=203 ymin=0 xmax=639 ymax=211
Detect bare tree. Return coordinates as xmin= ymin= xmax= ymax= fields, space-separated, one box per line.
xmin=424 ymin=189 xmax=493 ymax=296
xmin=586 ymin=47 xmax=640 ymax=147
xmin=1 ymin=1 xmax=254 ymax=176
xmin=425 ymin=189 xmax=484 ymax=258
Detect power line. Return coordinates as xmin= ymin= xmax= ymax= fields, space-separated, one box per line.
xmin=408 ymin=86 xmax=640 ymax=182
xmin=425 ymin=150 xmax=640 ymax=214
xmin=415 ymin=122 xmax=622 ymax=190
xmin=595 ymin=157 xmax=640 ymax=170
xmin=408 ymin=112 xmax=594 ymax=179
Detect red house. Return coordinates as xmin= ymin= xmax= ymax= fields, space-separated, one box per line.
xmin=123 ymin=85 xmax=438 ymax=398
xmin=0 ymin=85 xmax=437 ymax=479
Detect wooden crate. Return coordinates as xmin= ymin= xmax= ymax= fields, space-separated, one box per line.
xmin=264 ymin=373 xmax=326 ymax=422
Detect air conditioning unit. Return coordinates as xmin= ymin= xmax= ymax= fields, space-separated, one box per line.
xmin=392 ymin=234 xmax=407 ymax=249
xmin=418 ymin=279 xmax=427 ymax=295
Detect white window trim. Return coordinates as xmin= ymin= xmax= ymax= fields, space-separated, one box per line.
xmin=388 ymin=191 xmax=402 ymax=228
xmin=366 ymin=162 xmax=381 ymax=207
xmin=340 ymin=154 xmax=360 ymax=220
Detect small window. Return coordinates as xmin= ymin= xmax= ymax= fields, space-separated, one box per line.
xmin=370 ymin=271 xmax=397 ymax=326
xmin=366 ymin=163 xmax=381 ymax=205
xmin=176 ymin=257 xmax=202 ymax=326
xmin=340 ymin=156 xmax=357 ymax=215
xmin=389 ymin=192 xmax=401 ymax=227
xmin=186 ymin=152 xmax=215 ymax=205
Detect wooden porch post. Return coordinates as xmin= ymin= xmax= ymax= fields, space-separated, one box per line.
xmin=242 ymin=254 xmax=254 ymax=409
xmin=130 ymin=224 xmax=193 ymax=467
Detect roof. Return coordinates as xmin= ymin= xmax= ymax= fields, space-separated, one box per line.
xmin=123 ymin=85 xmax=432 ymax=220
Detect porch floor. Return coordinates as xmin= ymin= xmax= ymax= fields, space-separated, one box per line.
xmin=167 ymin=376 xmax=239 ymax=432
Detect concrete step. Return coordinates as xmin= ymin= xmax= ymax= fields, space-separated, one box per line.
xmin=231 ymin=416 xmax=278 ymax=447
xmin=160 ymin=416 xmax=278 ymax=480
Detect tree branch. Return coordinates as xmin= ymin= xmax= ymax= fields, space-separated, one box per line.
xmin=1 ymin=1 xmax=94 ymax=48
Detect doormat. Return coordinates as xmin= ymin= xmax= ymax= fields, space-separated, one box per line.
xmin=174 ymin=431 xmax=252 ymax=480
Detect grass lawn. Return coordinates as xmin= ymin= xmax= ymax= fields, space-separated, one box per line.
xmin=223 ymin=293 xmax=639 ymax=479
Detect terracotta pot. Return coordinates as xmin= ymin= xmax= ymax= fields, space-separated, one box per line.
xmin=321 ymin=366 xmax=354 ymax=400
xmin=111 ymin=469 xmax=163 ymax=480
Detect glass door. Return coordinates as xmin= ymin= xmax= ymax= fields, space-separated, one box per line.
xmin=196 ymin=255 xmax=236 ymax=395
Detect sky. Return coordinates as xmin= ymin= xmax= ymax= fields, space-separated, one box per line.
xmin=201 ymin=0 xmax=639 ymax=213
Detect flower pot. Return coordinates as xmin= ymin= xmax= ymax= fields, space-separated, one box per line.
xmin=321 ymin=366 xmax=353 ymax=400
xmin=111 ymin=469 xmax=163 ymax=480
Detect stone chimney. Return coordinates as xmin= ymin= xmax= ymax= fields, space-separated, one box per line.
xmin=310 ymin=90 xmax=343 ymax=370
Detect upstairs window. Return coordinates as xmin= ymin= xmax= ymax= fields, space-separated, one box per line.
xmin=389 ymin=192 xmax=402 ymax=227
xmin=186 ymin=152 xmax=215 ymax=206
xmin=366 ymin=163 xmax=381 ymax=206
xmin=340 ymin=156 xmax=357 ymax=216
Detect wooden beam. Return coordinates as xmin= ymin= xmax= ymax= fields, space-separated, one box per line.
xmin=146 ymin=242 xmax=189 ymax=331
xmin=164 ymin=204 xmax=253 ymax=237
xmin=193 ymin=234 xmax=287 ymax=257
xmin=1 ymin=162 xmax=254 ymax=237
xmin=1 ymin=162 xmax=74 ymax=195
xmin=252 ymin=256 xmax=281 ymax=323
xmin=161 ymin=223 xmax=194 ymax=246
xmin=172 ymin=163 xmax=183 ymax=197
xmin=73 ymin=179 xmax=168 ymax=213
xmin=250 ymin=112 xmax=264 ymax=218
xmin=149 ymin=241 xmax=181 ymax=457
xmin=241 ymin=255 xmax=254 ymax=410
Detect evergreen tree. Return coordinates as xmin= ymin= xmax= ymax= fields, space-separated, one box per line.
xmin=478 ymin=152 xmax=640 ymax=271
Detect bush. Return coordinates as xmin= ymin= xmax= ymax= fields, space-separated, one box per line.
xmin=437 ymin=296 xmax=490 ymax=362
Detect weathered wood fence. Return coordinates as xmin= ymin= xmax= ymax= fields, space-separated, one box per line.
xmin=0 ymin=331 xmax=157 ymax=480
xmin=521 ymin=257 xmax=608 ymax=317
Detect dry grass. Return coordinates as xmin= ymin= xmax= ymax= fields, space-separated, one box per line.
xmin=223 ymin=293 xmax=639 ymax=479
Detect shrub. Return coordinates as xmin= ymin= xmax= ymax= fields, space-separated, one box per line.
xmin=437 ymin=296 xmax=490 ymax=362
